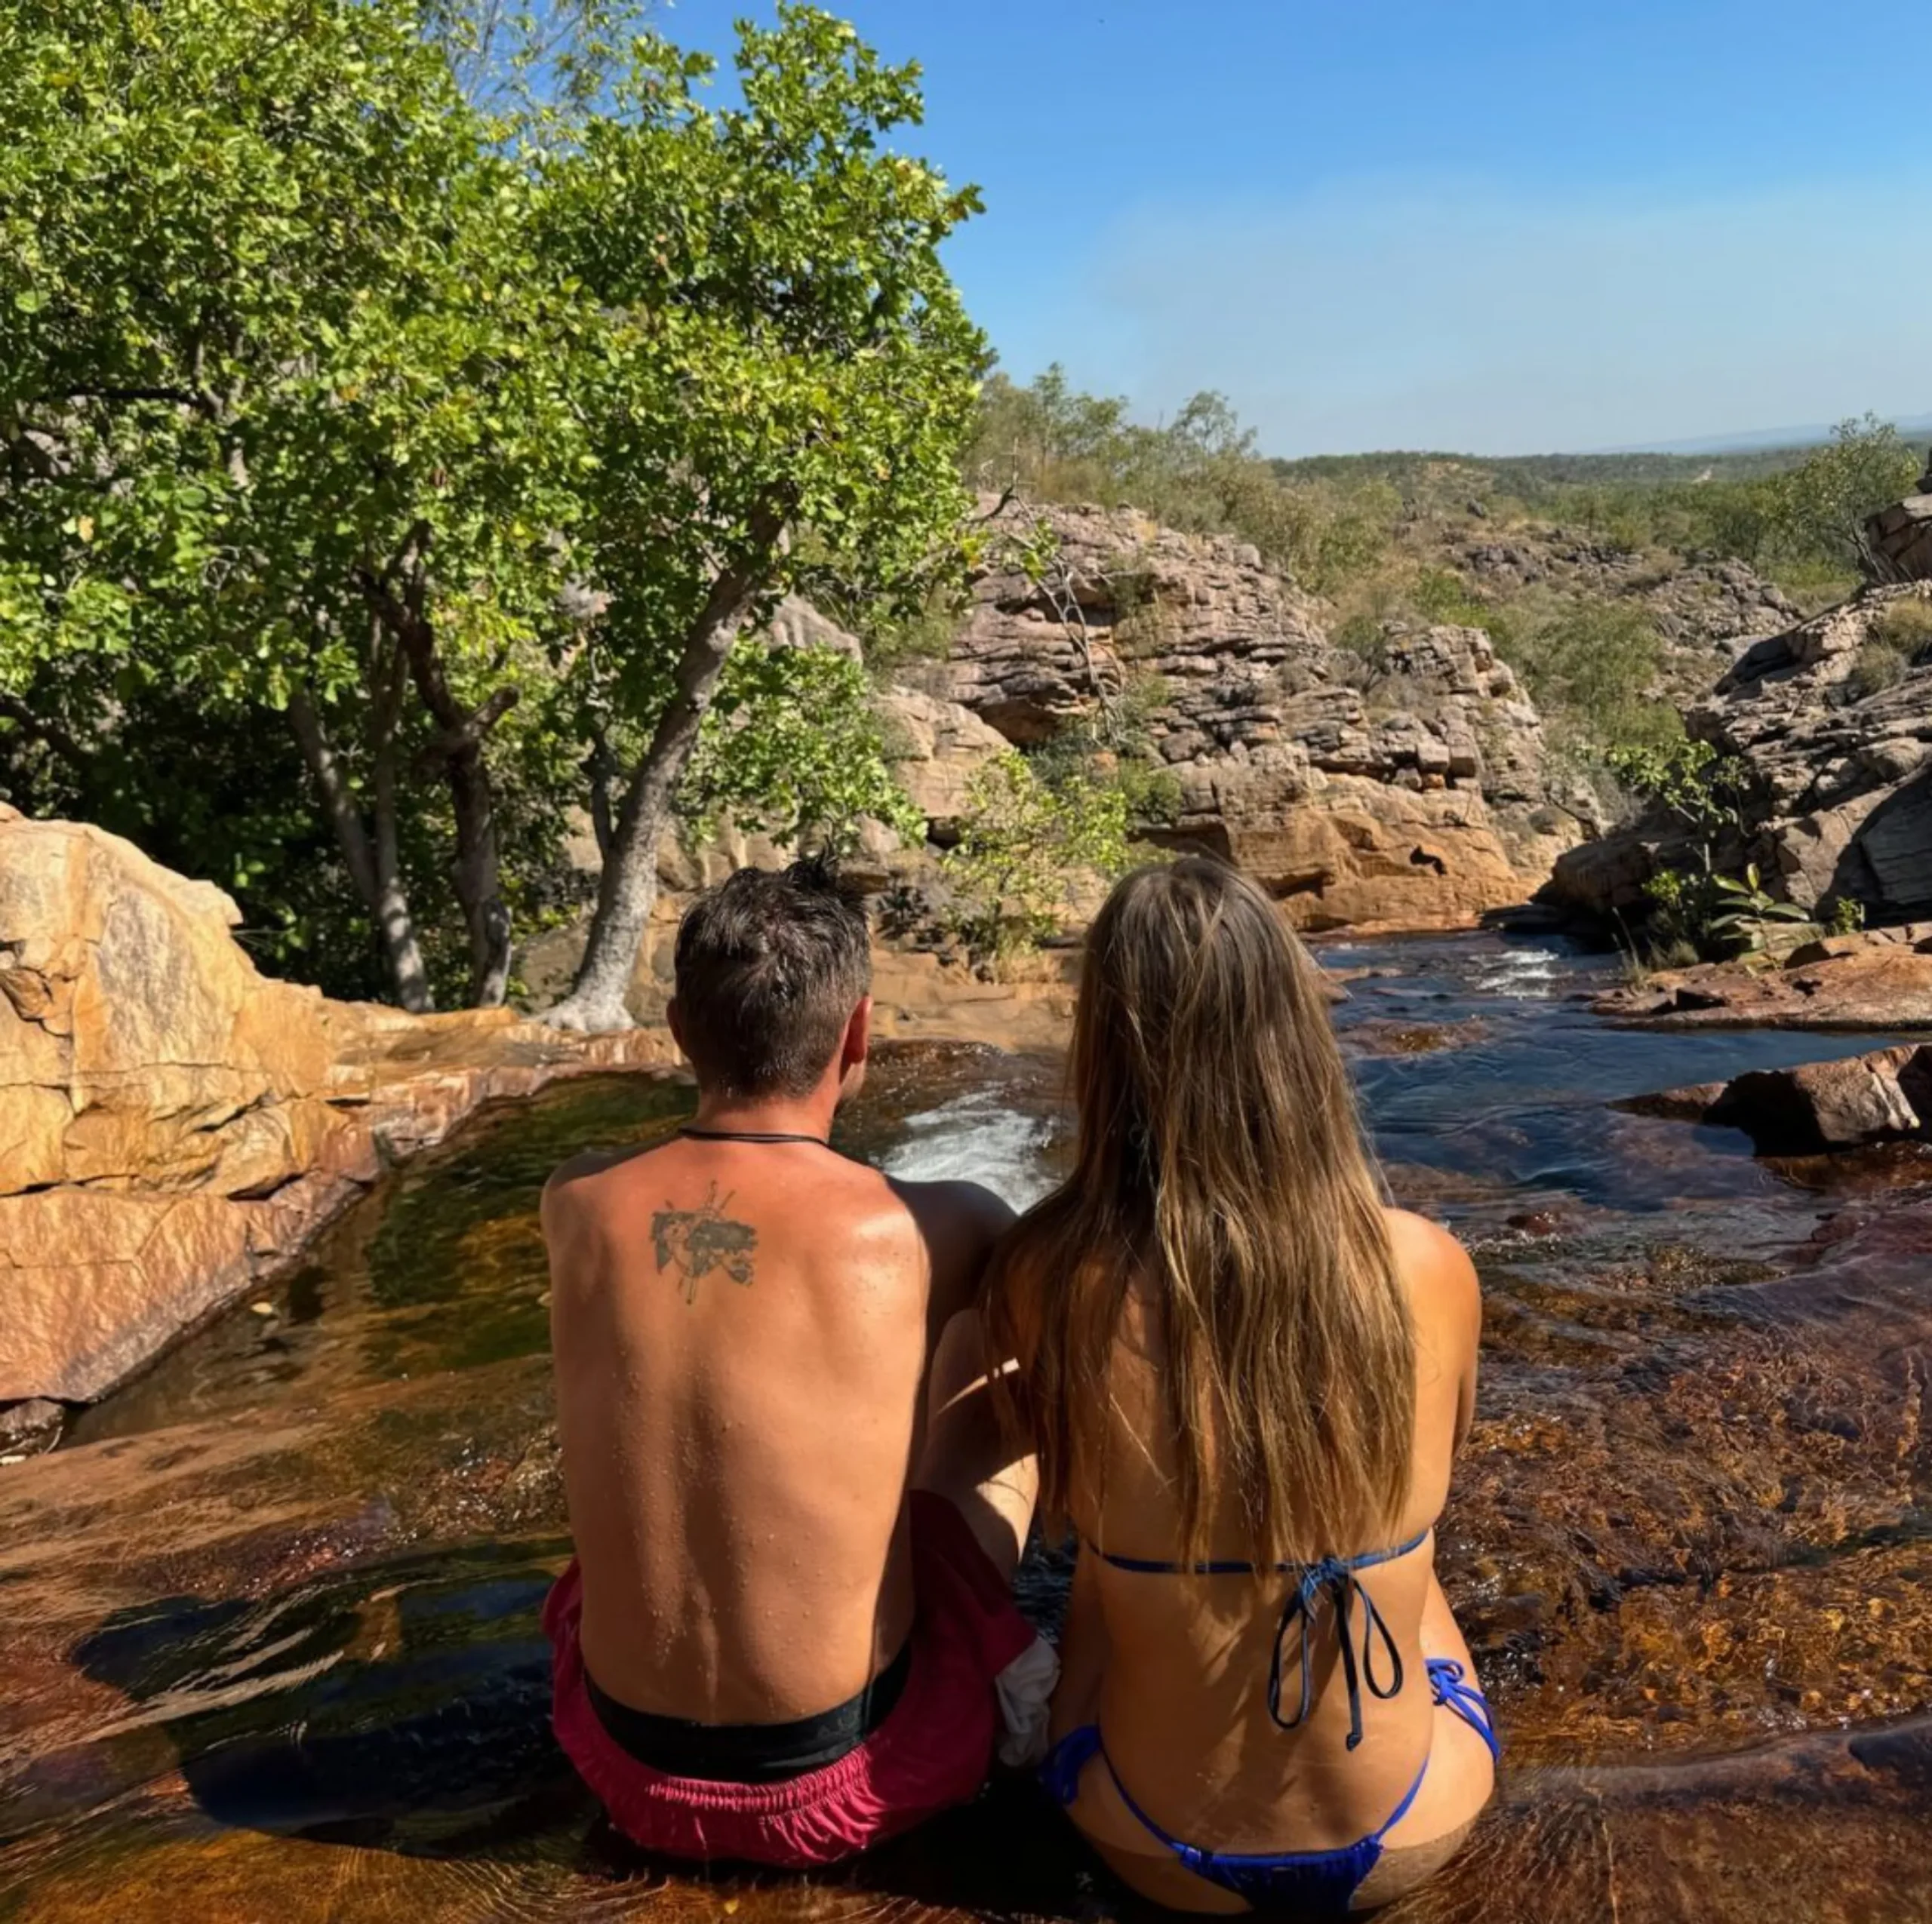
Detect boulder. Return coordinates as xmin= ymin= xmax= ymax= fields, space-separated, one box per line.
xmin=0 ymin=807 xmax=675 ymax=1406
xmin=0 ymin=808 xmax=336 ymax=1197
xmin=1866 ymin=450 xmax=1932 ymax=581
xmin=1704 ymin=1051 xmax=1922 ymax=1154
xmin=1626 ymin=1043 xmax=1932 ymax=1156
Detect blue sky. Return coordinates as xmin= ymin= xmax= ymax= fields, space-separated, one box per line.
xmin=663 ymin=2 xmax=1932 ymax=457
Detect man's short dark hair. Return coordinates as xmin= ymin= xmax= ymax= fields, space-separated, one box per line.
xmin=672 ymin=856 xmax=872 ymax=1099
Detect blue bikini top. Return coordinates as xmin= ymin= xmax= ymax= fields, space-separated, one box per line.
xmin=1084 ymin=1527 xmax=1432 ymax=1750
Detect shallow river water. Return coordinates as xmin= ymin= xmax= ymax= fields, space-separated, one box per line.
xmin=4 ymin=934 xmax=1932 ymax=1922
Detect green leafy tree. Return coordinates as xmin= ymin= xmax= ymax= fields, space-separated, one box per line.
xmin=964 ymin=366 xmax=1397 ymax=594
xmin=678 ymin=643 xmax=924 ymax=856
xmin=0 ymin=0 xmax=592 ymax=1007
xmin=942 ymin=750 xmax=1133 ymax=960
xmin=538 ymin=6 xmax=986 ymax=1030
xmin=1769 ymin=416 xmax=1921 ymax=576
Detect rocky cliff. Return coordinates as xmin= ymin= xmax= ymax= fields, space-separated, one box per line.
xmin=1444 ymin=526 xmax=1798 ymax=696
xmin=1548 ymin=582 xmax=1932 ymax=921
xmin=911 ymin=499 xmax=1580 ymax=931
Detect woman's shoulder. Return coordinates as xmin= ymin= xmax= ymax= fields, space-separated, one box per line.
xmin=1381 ymin=1206 xmax=1481 ymax=1339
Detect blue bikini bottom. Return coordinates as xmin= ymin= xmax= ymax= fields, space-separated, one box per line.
xmin=1040 ymin=1657 xmax=1499 ymax=1917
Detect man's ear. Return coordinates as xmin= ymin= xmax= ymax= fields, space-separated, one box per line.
xmin=841 ymin=994 xmax=872 ymax=1077
xmin=667 ymin=997 xmax=688 ymax=1060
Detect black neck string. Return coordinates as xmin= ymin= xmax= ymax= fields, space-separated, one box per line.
xmin=678 ymin=1126 xmax=831 ymax=1147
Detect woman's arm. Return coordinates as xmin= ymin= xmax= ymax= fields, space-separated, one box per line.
xmin=1386 ymin=1209 xmax=1483 ymax=1455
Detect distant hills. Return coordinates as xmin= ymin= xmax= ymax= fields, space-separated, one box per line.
xmin=1273 ymin=415 xmax=1932 ymax=499
xmin=1270 ymin=445 xmax=1812 ymax=499
xmin=1607 ymin=413 xmax=1932 ymax=457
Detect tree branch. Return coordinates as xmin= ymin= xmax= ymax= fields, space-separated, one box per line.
xmin=25 ymin=386 xmax=209 ymax=409
xmin=0 ymin=693 xmax=92 ymax=772
xmin=287 ymin=687 xmax=381 ymax=910
xmin=415 ymin=684 xmax=521 ymax=771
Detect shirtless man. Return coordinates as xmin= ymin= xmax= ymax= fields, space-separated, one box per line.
xmin=541 ymin=858 xmax=1052 ymax=1867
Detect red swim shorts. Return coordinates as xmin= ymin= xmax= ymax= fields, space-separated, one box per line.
xmin=543 ymin=1490 xmax=1044 ymax=1867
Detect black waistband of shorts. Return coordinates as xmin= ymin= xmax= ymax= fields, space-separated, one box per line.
xmin=583 ymin=1641 xmax=914 ymax=1784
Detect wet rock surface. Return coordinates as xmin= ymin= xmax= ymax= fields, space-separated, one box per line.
xmin=5 ymin=936 xmax=1932 ymax=1920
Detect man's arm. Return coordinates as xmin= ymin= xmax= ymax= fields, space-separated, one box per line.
xmin=891 ymin=1176 xmax=1018 ymax=1336
xmin=897 ymin=1177 xmax=1034 ymax=1578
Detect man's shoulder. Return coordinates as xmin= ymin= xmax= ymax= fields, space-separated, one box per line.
xmin=884 ymin=1175 xmax=1017 ymax=1247
xmin=542 ymin=1140 xmax=666 ymax=1222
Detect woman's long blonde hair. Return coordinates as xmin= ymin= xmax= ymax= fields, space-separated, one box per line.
xmin=988 ymin=858 xmax=1415 ymax=1566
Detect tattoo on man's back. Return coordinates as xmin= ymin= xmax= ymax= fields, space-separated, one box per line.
xmin=651 ymin=1183 xmax=758 ymax=1304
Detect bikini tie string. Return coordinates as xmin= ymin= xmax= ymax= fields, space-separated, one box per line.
xmin=1267 ymin=1557 xmax=1407 ymax=1751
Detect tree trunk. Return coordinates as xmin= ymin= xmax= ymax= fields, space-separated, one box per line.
xmin=288 ymin=687 xmax=434 ymax=1013
xmin=445 ymin=736 xmax=512 ymax=1007
xmin=587 ymin=731 xmax=618 ymax=861
xmin=365 ymin=644 xmax=435 ymax=1015
xmin=362 ymin=540 xmax=516 ymax=1010
xmin=546 ymin=507 xmax=787 ymax=1032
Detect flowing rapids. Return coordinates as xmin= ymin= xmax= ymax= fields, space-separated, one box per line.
xmin=3 ymin=934 xmax=1930 ymax=1922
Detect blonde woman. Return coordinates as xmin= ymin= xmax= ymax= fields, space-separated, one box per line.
xmin=989 ymin=859 xmax=1497 ymax=1916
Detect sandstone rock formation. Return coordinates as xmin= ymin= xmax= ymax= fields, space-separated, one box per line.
xmin=1592 ymin=924 xmax=1932 ymax=1030
xmin=1625 ymin=1042 xmax=1932 ymax=1155
xmin=1445 ymin=527 xmax=1798 ymax=690
xmin=1548 ymin=582 xmax=1932 ymax=923
xmin=909 ymin=499 xmax=1580 ymax=931
xmin=1866 ymin=451 xmax=1932 ymax=581
xmin=871 ymin=687 xmax=1008 ymax=841
xmin=0 ymin=806 xmax=674 ymax=1407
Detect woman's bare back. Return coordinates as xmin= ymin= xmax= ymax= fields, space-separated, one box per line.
xmin=1049 ymin=1208 xmax=1493 ymax=1913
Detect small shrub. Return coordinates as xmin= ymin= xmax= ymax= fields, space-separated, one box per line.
xmin=1847 ymin=641 xmax=1908 ymax=702
xmin=1409 ymin=568 xmax=1506 ymax=631
xmin=1606 ymin=739 xmax=1752 ymax=837
xmin=942 ymin=750 xmax=1133 ymax=960
xmin=1709 ymin=863 xmax=1811 ymax=957
xmin=1826 ymin=896 xmax=1867 ymax=936
xmin=1641 ymin=865 xmax=1724 ymax=958
xmin=1871 ymin=595 xmax=1932 ymax=664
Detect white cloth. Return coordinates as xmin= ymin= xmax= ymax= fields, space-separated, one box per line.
xmin=992 ymin=1632 xmax=1061 ymax=1767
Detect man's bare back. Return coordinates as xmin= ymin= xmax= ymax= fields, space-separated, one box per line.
xmin=545 ymin=1133 xmax=1011 ymax=1724
xmin=540 ymin=860 xmax=1046 ymax=1867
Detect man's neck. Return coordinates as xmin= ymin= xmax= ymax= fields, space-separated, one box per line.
xmin=688 ymin=1090 xmax=839 ymax=1143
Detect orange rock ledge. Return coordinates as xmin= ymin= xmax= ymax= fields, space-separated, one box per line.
xmin=0 ymin=805 xmax=678 ymax=1406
